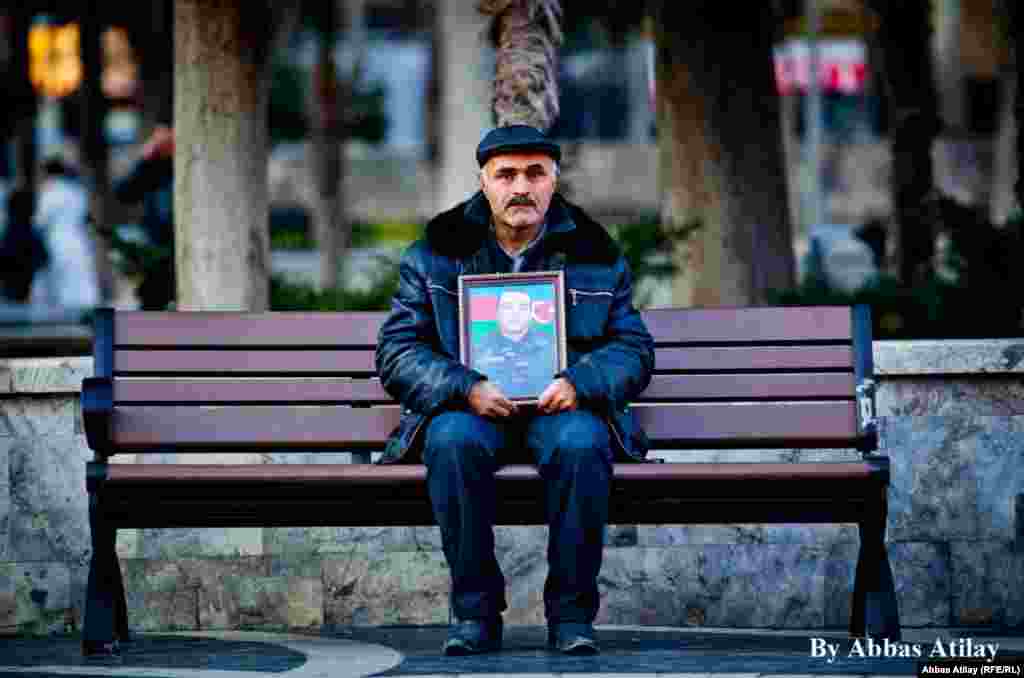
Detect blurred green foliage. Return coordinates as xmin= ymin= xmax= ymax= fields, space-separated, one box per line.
xmin=268 ymin=57 xmax=388 ymax=145
xmin=270 ymin=260 xmax=399 ymax=312
xmin=771 ymin=202 xmax=1024 ymax=340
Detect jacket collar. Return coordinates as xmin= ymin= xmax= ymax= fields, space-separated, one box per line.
xmin=427 ymin=191 xmax=619 ymax=264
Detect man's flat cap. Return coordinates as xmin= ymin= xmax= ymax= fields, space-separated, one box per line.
xmin=476 ymin=125 xmax=561 ymax=167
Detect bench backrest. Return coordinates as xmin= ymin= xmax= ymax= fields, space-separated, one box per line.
xmin=85 ymin=305 xmax=876 ymax=456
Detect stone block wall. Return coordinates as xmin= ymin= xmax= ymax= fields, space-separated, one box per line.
xmin=2 ymin=342 xmax=1022 ymax=634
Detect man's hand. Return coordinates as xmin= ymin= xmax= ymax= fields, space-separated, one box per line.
xmin=468 ymin=380 xmax=518 ymax=418
xmin=537 ymin=378 xmax=577 ymax=414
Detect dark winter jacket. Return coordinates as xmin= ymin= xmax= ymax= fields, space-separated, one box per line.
xmin=374 ymin=191 xmax=655 ymax=463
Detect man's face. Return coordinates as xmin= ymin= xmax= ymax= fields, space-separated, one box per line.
xmin=479 ymin=153 xmax=557 ymax=232
xmin=497 ymin=290 xmax=532 ymax=337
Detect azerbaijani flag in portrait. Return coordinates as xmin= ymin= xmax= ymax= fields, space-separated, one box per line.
xmin=468 ymin=282 xmax=557 ymax=344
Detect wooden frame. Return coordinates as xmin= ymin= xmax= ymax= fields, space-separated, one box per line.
xmin=458 ymin=271 xmax=568 ymax=402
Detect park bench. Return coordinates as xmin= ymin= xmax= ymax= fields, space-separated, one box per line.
xmin=80 ymin=304 xmax=899 ymax=654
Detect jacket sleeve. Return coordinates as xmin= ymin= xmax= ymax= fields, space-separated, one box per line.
xmin=375 ymin=244 xmax=486 ymax=414
xmin=558 ymin=259 xmax=654 ymax=412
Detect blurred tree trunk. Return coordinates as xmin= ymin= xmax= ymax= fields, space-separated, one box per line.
xmin=136 ymin=0 xmax=175 ymax=130
xmin=1009 ymin=1 xmax=1023 ymax=217
xmin=478 ymin=0 xmax=562 ymax=131
xmin=990 ymin=60 xmax=1017 ymax=225
xmin=174 ymin=0 xmax=297 ymax=310
xmin=437 ymin=0 xmax=492 ymax=211
xmin=867 ymin=0 xmax=943 ymax=287
xmin=79 ymin=2 xmax=115 ymax=305
xmin=655 ymin=3 xmax=795 ymax=307
xmin=7 ymin=6 xmax=37 ymax=195
xmin=310 ymin=0 xmax=347 ymax=291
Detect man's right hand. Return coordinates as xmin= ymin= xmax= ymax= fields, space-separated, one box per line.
xmin=468 ymin=380 xmax=518 ymax=418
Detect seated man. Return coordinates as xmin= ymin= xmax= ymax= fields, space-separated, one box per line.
xmin=375 ymin=125 xmax=654 ymax=656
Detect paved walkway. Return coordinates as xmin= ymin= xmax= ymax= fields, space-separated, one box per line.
xmin=1 ymin=626 xmax=1022 ymax=678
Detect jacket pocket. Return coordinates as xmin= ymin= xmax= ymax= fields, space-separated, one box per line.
xmin=379 ymin=410 xmax=429 ymax=464
xmin=566 ymin=287 xmax=613 ymax=341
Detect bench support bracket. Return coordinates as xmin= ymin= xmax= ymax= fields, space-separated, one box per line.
xmin=850 ymin=485 xmax=901 ymax=640
xmin=83 ymin=494 xmax=130 ymax=649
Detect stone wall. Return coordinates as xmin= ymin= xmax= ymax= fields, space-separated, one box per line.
xmin=2 ymin=342 xmax=1022 ymax=635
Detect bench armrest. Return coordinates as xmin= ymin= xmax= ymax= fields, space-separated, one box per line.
xmin=82 ymin=376 xmax=113 ymax=459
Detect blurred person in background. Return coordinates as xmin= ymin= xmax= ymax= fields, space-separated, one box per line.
xmin=30 ymin=157 xmax=100 ymax=309
xmin=0 ymin=188 xmax=48 ymax=304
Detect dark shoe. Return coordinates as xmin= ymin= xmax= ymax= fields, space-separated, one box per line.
xmin=547 ymin=622 xmax=599 ymax=655
xmin=443 ymin=616 xmax=503 ymax=656
xmin=82 ymin=639 xmax=122 ymax=661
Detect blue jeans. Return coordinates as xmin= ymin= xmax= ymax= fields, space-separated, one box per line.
xmin=422 ymin=409 xmax=612 ymax=624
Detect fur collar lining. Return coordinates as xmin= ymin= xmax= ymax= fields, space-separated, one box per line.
xmin=425 ymin=192 xmax=620 ymax=264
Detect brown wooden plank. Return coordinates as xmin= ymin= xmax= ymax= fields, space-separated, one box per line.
xmin=114 ymin=350 xmax=376 ymax=375
xmin=634 ymin=401 xmax=859 ymax=446
xmin=653 ymin=345 xmax=854 ymax=372
xmin=641 ymin=306 xmax=853 ymax=344
xmin=112 ymin=373 xmax=853 ymax=404
xmin=110 ymin=401 xmax=858 ymax=450
xmin=97 ymin=462 xmax=883 ymax=527
xmin=103 ymin=462 xmax=876 ymax=484
xmin=112 ymin=307 xmax=853 ymax=349
xmin=112 ymin=405 xmax=399 ymax=448
xmin=114 ymin=345 xmax=851 ymax=376
xmin=112 ymin=346 xmax=847 ymax=376
xmin=636 ymin=373 xmax=855 ymax=401
xmin=114 ymin=311 xmax=386 ymax=348
xmin=114 ymin=378 xmax=390 ymax=403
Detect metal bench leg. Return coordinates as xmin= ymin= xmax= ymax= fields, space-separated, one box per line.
xmin=82 ymin=495 xmax=127 ymax=654
xmin=850 ymin=486 xmax=901 ymax=640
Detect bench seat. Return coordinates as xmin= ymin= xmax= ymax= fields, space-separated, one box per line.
xmin=88 ymin=460 xmax=888 ymax=527
xmin=80 ymin=305 xmax=899 ymax=652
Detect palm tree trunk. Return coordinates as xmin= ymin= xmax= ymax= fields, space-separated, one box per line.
xmin=867 ymin=0 xmax=943 ymax=287
xmin=656 ymin=3 xmax=795 ymax=307
xmin=478 ymin=0 xmax=563 ymax=131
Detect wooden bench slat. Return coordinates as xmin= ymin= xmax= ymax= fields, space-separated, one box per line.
xmin=95 ymin=463 xmax=883 ymax=527
xmin=635 ymin=401 xmax=858 ymax=446
xmin=114 ymin=349 xmax=377 ymax=375
xmin=112 ymin=307 xmax=853 ymax=349
xmin=112 ymin=373 xmax=855 ymax=404
xmin=637 ymin=373 xmax=855 ymax=400
xmin=109 ymin=401 xmax=859 ymax=450
xmin=113 ymin=346 xmax=851 ymax=376
xmin=102 ymin=462 xmax=877 ymax=484
xmin=642 ymin=306 xmax=853 ymax=343
xmin=653 ymin=345 xmax=853 ymax=372
xmin=114 ymin=311 xmax=385 ymax=347
xmin=114 ymin=378 xmax=392 ymax=403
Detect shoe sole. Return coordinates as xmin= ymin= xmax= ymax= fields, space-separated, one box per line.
xmin=559 ymin=640 xmax=599 ymax=655
xmin=443 ymin=640 xmax=502 ymax=656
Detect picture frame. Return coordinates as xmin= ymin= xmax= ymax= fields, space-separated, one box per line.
xmin=458 ymin=271 xmax=568 ymax=403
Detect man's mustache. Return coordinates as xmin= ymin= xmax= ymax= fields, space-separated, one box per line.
xmin=507 ymin=196 xmax=536 ymax=208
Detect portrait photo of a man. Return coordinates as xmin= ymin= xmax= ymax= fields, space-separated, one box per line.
xmin=462 ymin=276 xmax=564 ymax=401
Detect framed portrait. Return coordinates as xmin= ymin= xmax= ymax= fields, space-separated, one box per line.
xmin=458 ymin=271 xmax=568 ymax=403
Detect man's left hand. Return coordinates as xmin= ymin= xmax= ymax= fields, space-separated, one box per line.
xmin=537 ymin=378 xmax=577 ymax=414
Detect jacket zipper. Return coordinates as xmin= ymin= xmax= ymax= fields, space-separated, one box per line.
xmin=569 ymin=288 xmax=614 ymax=306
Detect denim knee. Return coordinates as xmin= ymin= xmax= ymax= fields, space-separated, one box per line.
xmin=423 ymin=411 xmax=498 ymax=469
xmin=542 ymin=411 xmax=612 ymax=470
